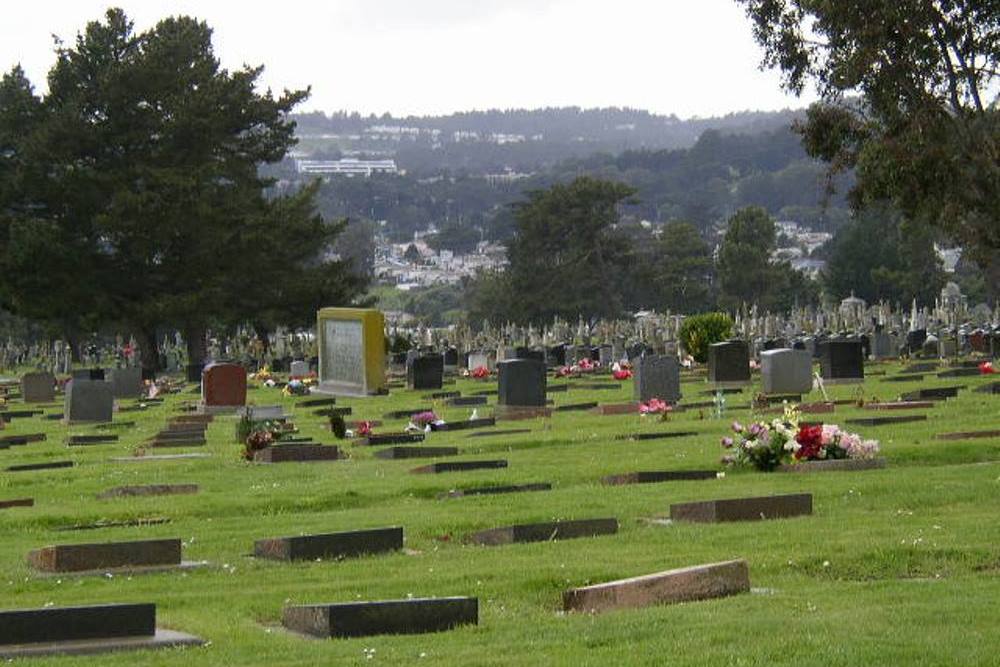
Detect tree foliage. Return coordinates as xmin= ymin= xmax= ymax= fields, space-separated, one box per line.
xmin=0 ymin=9 xmax=366 ymax=368
xmin=736 ymin=0 xmax=1000 ymax=302
xmin=654 ymin=222 xmax=717 ymax=313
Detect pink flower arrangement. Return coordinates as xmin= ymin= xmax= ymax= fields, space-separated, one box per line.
xmin=980 ymin=361 xmax=996 ymax=375
xmin=556 ymin=365 xmax=574 ymax=377
xmin=613 ymin=368 xmax=633 ymax=380
xmin=356 ymin=421 xmax=374 ymax=437
xmin=639 ymin=398 xmax=672 ymax=415
xmin=470 ymin=365 xmax=490 ymax=379
xmin=577 ymin=358 xmax=596 ymax=372
xmin=411 ymin=411 xmax=439 ymax=427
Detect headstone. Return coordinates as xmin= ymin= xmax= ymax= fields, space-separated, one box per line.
xmin=777 ymin=458 xmax=887 ymax=473
xmin=185 ymin=363 xmax=204 ymax=383
xmin=760 ymin=348 xmax=812 ymax=394
xmin=0 ymin=498 xmax=34 ymax=509
xmin=441 ymin=483 xmax=551 ymax=498
xmin=845 ymin=415 xmax=926 ymax=427
xmin=374 ymin=446 xmax=459 ymax=459
xmin=443 ymin=348 xmax=459 ymax=369
xmin=282 ymin=598 xmax=478 ymax=638
xmin=28 ymin=539 xmax=181 ymax=573
xmin=6 ymin=461 xmax=74 ymax=472
xmin=562 ymin=560 xmax=750 ymax=613
xmin=515 ymin=348 xmax=545 ymax=364
xmin=633 ymin=355 xmax=681 ymax=403
xmin=410 ymin=460 xmax=508 ymax=474
xmin=63 ymin=378 xmax=113 ymax=424
xmin=289 ymin=360 xmax=310 ymax=377
xmin=670 ymin=493 xmax=813 ymax=522
xmin=97 ymin=484 xmax=199 ymax=499
xmin=255 ymin=527 xmax=402 ymax=561
xmin=467 ymin=351 xmax=492 ymax=372
xmin=200 ymin=363 xmax=247 ymax=412
xmin=708 ymin=341 xmax=751 ymax=387
xmin=497 ymin=359 xmax=546 ymax=407
xmin=818 ymin=339 xmax=864 ymax=384
xmin=906 ymin=329 xmax=927 ymax=354
xmin=545 ymin=345 xmax=567 ymax=368
xmin=601 ymin=470 xmax=717 ymax=485
xmin=407 ymin=354 xmax=444 ymax=390
xmin=316 ymin=308 xmax=386 ymax=396
xmin=467 ymin=518 xmax=618 ymax=546
xmin=935 ymin=430 xmax=1000 ymax=441
xmin=253 ymin=444 xmax=342 ymax=463
xmin=870 ymin=332 xmax=894 ymax=360
xmin=108 ymin=367 xmax=142 ymax=399
xmin=21 ymin=372 xmax=55 ymax=403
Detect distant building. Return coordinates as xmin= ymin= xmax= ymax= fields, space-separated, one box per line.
xmin=295 ymin=158 xmax=399 ymax=176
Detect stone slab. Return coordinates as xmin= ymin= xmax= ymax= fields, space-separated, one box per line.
xmin=616 ymin=431 xmax=698 ymax=441
xmin=375 ymin=446 xmax=459 ymax=459
xmin=0 ymin=498 xmax=34 ymax=509
xmin=424 ymin=391 xmax=460 ymax=400
xmin=112 ymin=453 xmax=211 ymax=462
xmin=601 ymin=470 xmax=717 ymax=486
xmin=0 ymin=627 xmax=201 ymax=659
xmin=670 ymin=493 xmax=813 ymax=523
xmin=146 ymin=437 xmax=206 ymax=448
xmin=297 ymin=397 xmax=337 ymax=408
xmin=562 ymin=559 xmax=750 ymax=613
xmin=492 ymin=405 xmax=553 ymax=420
xmin=357 ymin=432 xmax=425 ymax=446
xmin=901 ymin=386 xmax=963 ymax=400
xmin=411 ymin=460 xmax=508 ymax=474
xmin=465 ymin=428 xmax=532 ymax=438
xmin=446 ymin=396 xmax=488 ymax=407
xmin=66 ymin=434 xmax=119 ymax=446
xmin=429 ymin=418 xmax=497 ymax=432
xmin=885 ymin=374 xmax=923 ymax=382
xmin=934 ymin=430 xmax=1000 ymax=441
xmin=253 ymin=445 xmax=341 ymax=463
xmin=467 ymin=518 xmax=618 ymax=546
xmin=0 ymin=432 xmax=46 ymax=445
xmin=255 ymin=527 xmax=402 ymax=561
xmin=937 ymin=368 xmax=982 ymax=378
xmin=383 ymin=408 xmax=434 ymax=419
xmin=282 ymin=597 xmax=477 ymax=638
xmin=28 ymin=539 xmax=181 ymax=573
xmin=554 ymin=402 xmax=599 ymax=412
xmin=777 ymin=458 xmax=887 ymax=473
xmin=0 ymin=603 xmax=155 ymax=646
xmin=97 ymin=484 xmax=199 ymax=499
xmin=863 ymin=401 xmax=934 ymax=410
xmin=6 ymin=461 xmax=74 ymax=472
xmin=844 ymin=415 xmax=927 ymax=427
xmin=441 ymin=483 xmax=552 ymax=499
xmin=590 ymin=402 xmax=640 ymax=416
xmin=314 ymin=406 xmax=352 ymax=417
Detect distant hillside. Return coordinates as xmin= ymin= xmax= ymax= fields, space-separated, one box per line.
xmin=288 ymin=106 xmax=803 ymax=175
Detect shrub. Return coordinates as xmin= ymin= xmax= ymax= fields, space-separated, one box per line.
xmin=679 ymin=312 xmax=733 ymax=363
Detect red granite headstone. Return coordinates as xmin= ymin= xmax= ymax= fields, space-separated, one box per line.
xmin=201 ymin=363 xmax=246 ymax=408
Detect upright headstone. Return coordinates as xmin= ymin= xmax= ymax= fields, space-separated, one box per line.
xmin=316 ymin=308 xmax=386 ymax=396
xmin=200 ymin=363 xmax=247 ymax=412
xmin=289 ymin=360 xmax=309 ymax=377
xmin=515 ymin=348 xmax=545 ymax=365
xmin=633 ymin=355 xmax=681 ymax=403
xmin=443 ymin=348 xmax=459 ymax=370
xmin=545 ymin=345 xmax=566 ymax=368
xmin=870 ymin=332 xmax=894 ymax=360
xmin=760 ymin=349 xmax=812 ymax=394
xmin=707 ymin=341 xmax=751 ymax=387
xmin=497 ymin=359 xmax=546 ymax=407
xmin=64 ymin=378 xmax=113 ymax=424
xmin=407 ymin=354 xmax=444 ymax=390
xmin=185 ymin=363 xmax=204 ymax=383
xmin=818 ymin=339 xmax=864 ymax=384
xmin=109 ymin=367 xmax=142 ymax=399
xmin=21 ymin=372 xmax=55 ymax=404
xmin=467 ymin=351 xmax=492 ymax=372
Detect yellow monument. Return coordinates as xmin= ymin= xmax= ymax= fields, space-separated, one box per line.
xmin=315 ymin=308 xmax=386 ymax=396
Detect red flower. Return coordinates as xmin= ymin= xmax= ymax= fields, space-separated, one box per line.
xmin=612 ymin=369 xmax=632 ymax=380
xmin=979 ymin=361 xmax=996 ymax=375
xmin=794 ymin=425 xmax=824 ymax=460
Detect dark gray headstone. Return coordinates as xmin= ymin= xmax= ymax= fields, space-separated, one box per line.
xmin=283 ymin=597 xmax=477 ymax=638
xmin=708 ymin=341 xmax=751 ymax=386
xmin=64 ymin=378 xmax=113 ymax=424
xmin=109 ymin=367 xmax=142 ymax=399
xmin=633 ymin=355 xmax=681 ymax=403
xmin=497 ymin=359 xmax=546 ymax=406
xmin=818 ymin=339 xmax=864 ymax=383
xmin=255 ymin=527 xmax=402 ymax=561
xmin=21 ymin=372 xmax=56 ymax=403
xmin=407 ymin=354 xmax=444 ymax=390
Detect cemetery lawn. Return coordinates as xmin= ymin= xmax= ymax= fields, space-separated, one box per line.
xmin=2 ymin=364 xmax=999 ymax=666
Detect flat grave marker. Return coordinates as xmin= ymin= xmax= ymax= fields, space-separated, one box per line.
xmin=777 ymin=458 xmax=887 ymax=473
xmin=357 ymin=432 xmax=425 ymax=446
xmin=375 ymin=446 xmax=459 ymax=459
xmin=441 ymin=483 xmax=551 ymax=499
xmin=0 ymin=498 xmax=34 ymax=509
xmin=466 ymin=428 xmax=532 ymax=438
xmin=282 ymin=597 xmax=477 ymax=638
xmin=6 ymin=461 xmax=74 ymax=473
xmin=28 ymin=538 xmax=182 ymax=574
xmin=602 ymin=470 xmax=718 ymax=486
xmin=670 ymin=493 xmax=813 ymax=523
xmin=935 ymin=430 xmax=1000 ymax=441
xmin=845 ymin=415 xmax=927 ymax=427
xmin=0 ymin=603 xmax=203 ymax=659
xmin=253 ymin=444 xmax=342 ymax=463
xmin=411 ymin=459 xmax=508 ymax=474
xmin=66 ymin=434 xmax=119 ymax=446
xmin=563 ymin=559 xmax=750 ymax=613
xmin=97 ymin=484 xmax=199 ymax=499
xmin=467 ymin=518 xmax=618 ymax=546
xmin=429 ymin=418 xmax=496 ymax=432
xmin=255 ymin=527 xmax=403 ymax=561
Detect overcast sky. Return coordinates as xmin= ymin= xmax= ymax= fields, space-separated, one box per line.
xmin=2 ymin=0 xmax=815 ymax=118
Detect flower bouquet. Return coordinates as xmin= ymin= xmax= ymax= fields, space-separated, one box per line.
xmin=722 ymin=404 xmax=879 ymax=471
xmin=282 ymin=379 xmax=310 ymax=396
xmin=638 ymin=398 xmax=672 ymax=418
xmin=470 ymin=366 xmax=490 ymax=379
xmin=980 ymin=361 xmax=996 ymax=375
xmin=612 ymin=367 xmax=633 ymax=380
xmin=243 ymin=429 xmax=273 ymax=461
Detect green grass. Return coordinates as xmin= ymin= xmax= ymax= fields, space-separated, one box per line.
xmin=1 ymin=363 xmax=999 ymax=665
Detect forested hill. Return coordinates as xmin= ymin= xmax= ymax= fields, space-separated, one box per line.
xmin=288 ymin=107 xmax=803 ymax=175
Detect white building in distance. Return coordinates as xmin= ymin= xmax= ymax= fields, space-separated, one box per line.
xmin=296 ymin=158 xmax=399 ymax=176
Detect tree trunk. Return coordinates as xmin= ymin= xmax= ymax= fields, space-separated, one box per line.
xmin=133 ymin=326 xmax=161 ymax=375
xmin=184 ymin=325 xmax=208 ymax=367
